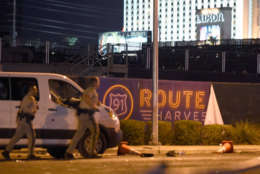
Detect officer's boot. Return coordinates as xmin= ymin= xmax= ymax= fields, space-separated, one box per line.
xmin=2 ymin=150 xmax=10 ymax=160
xmin=64 ymin=152 xmax=74 ymax=160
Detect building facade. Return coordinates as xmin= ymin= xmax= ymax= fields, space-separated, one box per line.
xmin=123 ymin=0 xmax=260 ymax=42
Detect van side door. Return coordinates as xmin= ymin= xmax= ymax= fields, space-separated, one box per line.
xmin=45 ymin=79 xmax=80 ymax=130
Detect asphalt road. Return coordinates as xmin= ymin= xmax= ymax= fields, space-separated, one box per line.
xmin=1 ymin=150 xmax=260 ymax=174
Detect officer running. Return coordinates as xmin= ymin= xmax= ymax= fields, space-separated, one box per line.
xmin=2 ymin=85 xmax=39 ymax=160
xmin=64 ymin=76 xmax=101 ymax=159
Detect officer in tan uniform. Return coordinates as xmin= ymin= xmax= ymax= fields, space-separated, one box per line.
xmin=2 ymin=85 xmax=39 ymax=160
xmin=64 ymin=76 xmax=101 ymax=159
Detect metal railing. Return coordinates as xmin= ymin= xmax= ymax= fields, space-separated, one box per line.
xmin=1 ymin=37 xmax=260 ymax=75
xmin=0 ymin=37 xmax=92 ymax=64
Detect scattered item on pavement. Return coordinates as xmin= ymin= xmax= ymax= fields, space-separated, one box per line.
xmin=117 ymin=141 xmax=154 ymax=157
xmin=166 ymin=150 xmax=176 ymax=157
xmin=141 ymin=153 xmax=154 ymax=157
xmin=178 ymin=151 xmax=185 ymax=156
xmin=217 ymin=140 xmax=234 ymax=153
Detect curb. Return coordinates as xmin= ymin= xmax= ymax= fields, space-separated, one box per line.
xmin=105 ymin=145 xmax=260 ymax=155
xmin=4 ymin=145 xmax=260 ymax=155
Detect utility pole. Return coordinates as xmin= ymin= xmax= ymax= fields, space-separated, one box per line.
xmin=152 ymin=0 xmax=159 ymax=145
xmin=45 ymin=41 xmax=50 ymax=64
xmin=0 ymin=38 xmax=2 ymax=63
xmin=12 ymin=0 xmax=16 ymax=47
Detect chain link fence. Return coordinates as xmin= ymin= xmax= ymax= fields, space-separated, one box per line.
xmin=0 ymin=37 xmax=98 ymax=64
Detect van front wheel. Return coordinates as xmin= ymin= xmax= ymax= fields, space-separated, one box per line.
xmin=78 ymin=132 xmax=107 ymax=157
xmin=47 ymin=147 xmax=66 ymax=159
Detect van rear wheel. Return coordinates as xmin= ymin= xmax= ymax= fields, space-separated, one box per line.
xmin=78 ymin=132 xmax=107 ymax=157
xmin=47 ymin=147 xmax=66 ymax=159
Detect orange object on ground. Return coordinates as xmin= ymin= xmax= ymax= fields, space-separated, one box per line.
xmin=221 ymin=140 xmax=234 ymax=153
xmin=117 ymin=141 xmax=142 ymax=156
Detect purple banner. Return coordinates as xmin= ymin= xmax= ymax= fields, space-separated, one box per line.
xmin=98 ymin=78 xmax=211 ymax=123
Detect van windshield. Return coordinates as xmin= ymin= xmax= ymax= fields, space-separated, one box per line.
xmin=49 ymin=79 xmax=81 ymax=102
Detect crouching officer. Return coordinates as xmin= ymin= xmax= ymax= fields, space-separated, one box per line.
xmin=64 ymin=86 xmax=101 ymax=159
xmin=2 ymin=85 xmax=39 ymax=160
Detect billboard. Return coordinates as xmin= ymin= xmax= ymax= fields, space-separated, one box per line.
xmin=196 ymin=8 xmax=232 ymax=42
xmin=98 ymin=77 xmax=210 ymax=123
xmin=98 ymin=31 xmax=151 ymax=55
xmin=199 ymin=25 xmax=221 ymax=41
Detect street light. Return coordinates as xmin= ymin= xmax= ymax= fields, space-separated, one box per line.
xmin=152 ymin=0 xmax=159 ymax=145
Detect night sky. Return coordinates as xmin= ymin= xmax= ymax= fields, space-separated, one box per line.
xmin=15 ymin=0 xmax=123 ymax=45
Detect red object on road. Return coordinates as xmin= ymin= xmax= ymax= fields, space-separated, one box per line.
xmin=221 ymin=140 xmax=234 ymax=153
xmin=117 ymin=141 xmax=154 ymax=157
xmin=117 ymin=141 xmax=142 ymax=156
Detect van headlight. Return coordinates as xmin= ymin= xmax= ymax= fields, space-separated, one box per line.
xmin=109 ymin=111 xmax=118 ymax=121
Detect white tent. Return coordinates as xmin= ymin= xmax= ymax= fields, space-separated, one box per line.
xmin=204 ymin=85 xmax=224 ymax=125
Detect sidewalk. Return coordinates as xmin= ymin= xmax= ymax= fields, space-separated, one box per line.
xmin=106 ymin=145 xmax=260 ymax=155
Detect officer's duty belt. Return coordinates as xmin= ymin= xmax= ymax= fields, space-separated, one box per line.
xmin=77 ymin=108 xmax=98 ymax=116
xmin=17 ymin=112 xmax=35 ymax=123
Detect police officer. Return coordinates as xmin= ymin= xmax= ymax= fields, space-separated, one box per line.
xmin=64 ymin=86 xmax=100 ymax=159
xmin=1 ymin=85 xmax=39 ymax=160
xmin=84 ymin=76 xmax=100 ymax=89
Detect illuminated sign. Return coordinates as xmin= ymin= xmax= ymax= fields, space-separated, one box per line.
xmin=196 ymin=8 xmax=225 ymax=24
xmin=196 ymin=8 xmax=232 ymax=41
xmin=102 ymin=84 xmax=134 ymax=120
xmin=139 ymin=88 xmax=207 ymax=121
xmin=200 ymin=25 xmax=221 ymax=41
xmin=98 ymin=78 xmax=210 ymax=123
xmin=98 ymin=31 xmax=151 ymax=55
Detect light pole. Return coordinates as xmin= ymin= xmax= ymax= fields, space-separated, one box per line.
xmin=152 ymin=0 xmax=159 ymax=145
xmin=12 ymin=0 xmax=16 ymax=47
xmin=0 ymin=37 xmax=2 ymax=63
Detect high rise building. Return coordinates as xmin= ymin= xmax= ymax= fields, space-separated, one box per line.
xmin=123 ymin=0 xmax=260 ymax=42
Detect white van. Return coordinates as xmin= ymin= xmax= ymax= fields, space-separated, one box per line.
xmin=0 ymin=72 xmax=122 ymax=158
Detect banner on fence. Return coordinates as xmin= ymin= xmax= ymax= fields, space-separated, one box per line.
xmin=98 ymin=77 xmax=223 ymax=124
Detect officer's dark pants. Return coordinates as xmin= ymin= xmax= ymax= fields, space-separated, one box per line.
xmin=5 ymin=118 xmax=35 ymax=155
xmin=66 ymin=113 xmax=99 ymax=155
